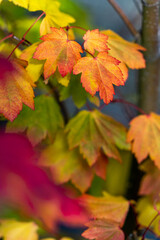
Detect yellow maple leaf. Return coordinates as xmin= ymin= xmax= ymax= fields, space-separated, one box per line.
xmin=20 ymin=42 xmax=44 ymax=83
xmin=9 ymin=0 xmax=75 ymax=35
xmin=137 ymin=197 xmax=160 ymax=236
xmin=101 ymin=29 xmax=146 ymax=69
xmin=0 ymin=220 xmax=38 ymax=240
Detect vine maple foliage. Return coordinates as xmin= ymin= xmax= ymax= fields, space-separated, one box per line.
xmin=0 ymin=0 xmax=160 ymax=240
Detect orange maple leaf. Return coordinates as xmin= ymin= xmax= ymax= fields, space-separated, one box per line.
xmin=33 ymin=27 xmax=83 ymax=79
xmin=73 ymin=52 xmax=124 ymax=104
xmin=83 ymin=29 xmax=109 ymax=54
xmin=101 ymin=29 xmax=146 ymax=69
xmin=0 ymin=55 xmax=35 ymax=121
xmin=80 ymin=192 xmax=129 ymax=226
xmin=127 ymin=113 xmax=160 ymax=168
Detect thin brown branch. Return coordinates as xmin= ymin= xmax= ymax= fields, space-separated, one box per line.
xmin=107 ymin=0 xmax=140 ymax=39
xmin=63 ymin=25 xmax=88 ymax=32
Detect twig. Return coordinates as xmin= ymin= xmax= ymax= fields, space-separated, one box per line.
xmin=7 ymin=12 xmax=45 ymax=59
xmin=99 ymin=98 xmax=146 ymax=115
xmin=107 ymin=0 xmax=140 ymax=39
xmin=133 ymin=0 xmax=142 ymax=14
xmin=63 ymin=25 xmax=88 ymax=32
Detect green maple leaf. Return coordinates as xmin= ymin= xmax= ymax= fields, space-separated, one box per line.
xmin=65 ymin=109 xmax=130 ymax=166
xmin=6 ymin=95 xmax=64 ymax=145
xmin=40 ymin=130 xmax=108 ymax=192
xmin=59 ymin=74 xmax=100 ymax=108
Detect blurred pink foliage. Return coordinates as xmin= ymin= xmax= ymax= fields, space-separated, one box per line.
xmin=0 ymin=133 xmax=87 ymax=229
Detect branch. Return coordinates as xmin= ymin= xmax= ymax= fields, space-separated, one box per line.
xmin=139 ymin=0 xmax=160 ymax=113
xmin=107 ymin=0 xmax=140 ymax=39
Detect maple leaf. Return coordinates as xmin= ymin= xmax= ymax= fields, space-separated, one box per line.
xmin=20 ymin=42 xmax=44 ymax=83
xmin=80 ymin=192 xmax=129 ymax=226
xmin=0 ymin=220 xmax=38 ymax=240
xmin=73 ymin=52 xmax=124 ymax=104
xmin=139 ymin=160 xmax=160 ymax=201
xmin=0 ymin=55 xmax=35 ymax=121
xmin=0 ymin=133 xmax=86 ymax=229
xmin=101 ymin=29 xmax=146 ymax=69
xmin=59 ymin=74 xmax=100 ymax=108
xmin=82 ymin=219 xmax=125 ymax=240
xmin=40 ymin=130 xmax=108 ymax=192
xmin=6 ymin=95 xmax=64 ymax=146
xmin=127 ymin=112 xmax=160 ymax=168
xmin=33 ymin=27 xmax=83 ymax=79
xmin=66 ymin=109 xmax=130 ymax=166
xmin=83 ymin=29 xmax=109 ymax=54
xmin=9 ymin=0 xmax=75 ymax=35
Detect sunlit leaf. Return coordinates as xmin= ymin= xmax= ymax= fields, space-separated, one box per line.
xmin=83 ymin=29 xmax=109 ymax=54
xmin=73 ymin=52 xmax=124 ymax=104
xmin=0 ymin=55 xmax=35 ymax=121
xmin=34 ymin=27 xmax=83 ymax=79
xmin=101 ymin=29 xmax=146 ymax=69
xmin=20 ymin=42 xmax=44 ymax=83
xmin=9 ymin=0 xmax=75 ymax=35
xmin=0 ymin=220 xmax=38 ymax=240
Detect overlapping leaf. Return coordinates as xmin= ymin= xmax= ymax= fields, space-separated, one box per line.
xmin=34 ymin=27 xmax=83 ymax=79
xmin=20 ymin=42 xmax=44 ymax=83
xmin=127 ymin=112 xmax=160 ymax=168
xmin=80 ymin=192 xmax=129 ymax=226
xmin=82 ymin=219 xmax=124 ymax=240
xmin=66 ymin=109 xmax=130 ymax=166
xmin=40 ymin=130 xmax=108 ymax=192
xmin=73 ymin=52 xmax=124 ymax=104
xmin=0 ymin=55 xmax=35 ymax=121
xmin=59 ymin=74 xmax=100 ymax=108
xmin=139 ymin=161 xmax=160 ymax=201
xmin=9 ymin=0 xmax=75 ymax=35
xmin=83 ymin=29 xmax=109 ymax=54
xmin=101 ymin=29 xmax=146 ymax=69
xmin=6 ymin=95 xmax=64 ymax=145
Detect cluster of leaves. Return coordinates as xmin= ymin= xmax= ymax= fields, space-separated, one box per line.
xmin=0 ymin=0 xmax=160 ymax=240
